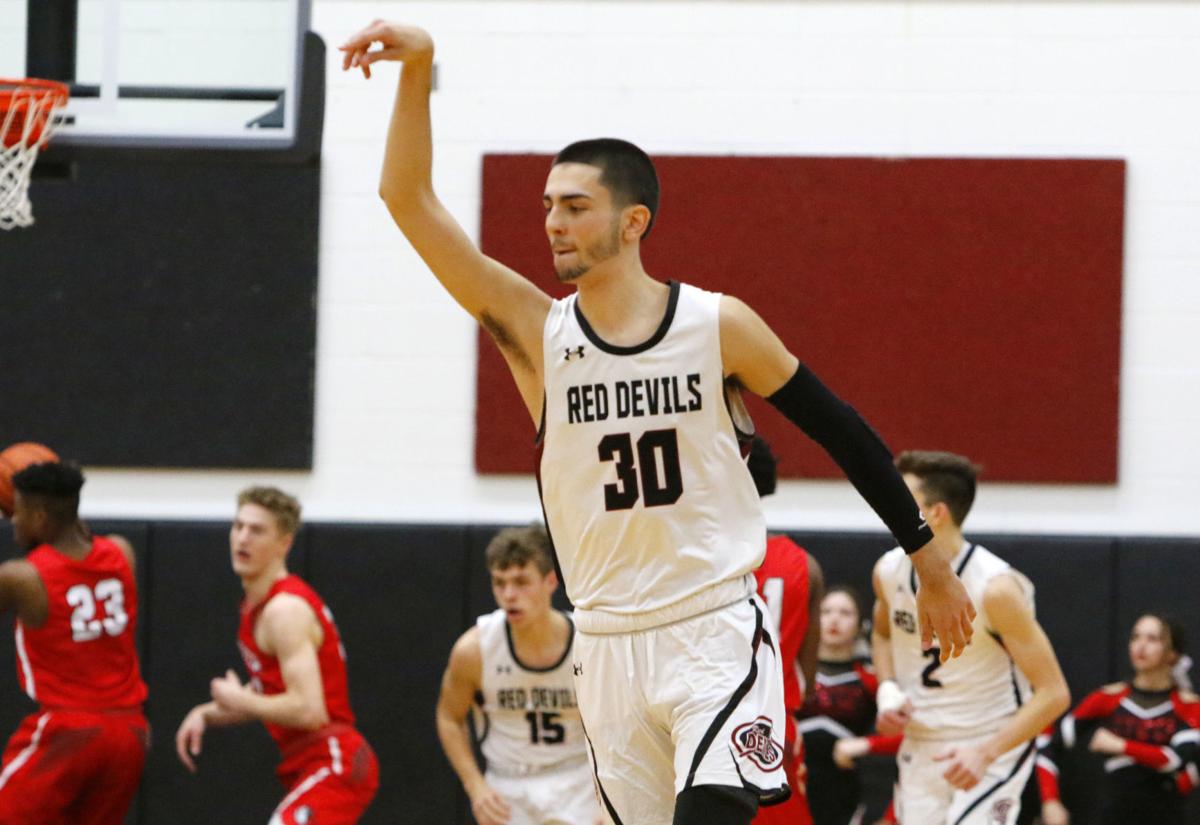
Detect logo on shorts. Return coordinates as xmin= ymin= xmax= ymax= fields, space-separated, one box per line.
xmin=990 ymin=798 xmax=1013 ymax=823
xmin=294 ymin=805 xmax=313 ymax=824
xmin=893 ymin=609 xmax=917 ymax=634
xmin=731 ymin=717 xmax=783 ymax=770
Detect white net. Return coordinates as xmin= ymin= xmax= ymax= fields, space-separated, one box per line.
xmin=1 ymin=80 xmax=69 ymax=231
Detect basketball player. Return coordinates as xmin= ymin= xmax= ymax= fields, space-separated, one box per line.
xmin=746 ymin=435 xmax=823 ymax=825
xmin=175 ymin=487 xmax=378 ymax=824
xmin=341 ymin=22 xmax=974 ymax=825
xmin=871 ymin=451 xmax=1070 ymax=824
xmin=0 ymin=461 xmax=148 ymax=825
xmin=436 ymin=525 xmax=600 ymax=825
xmin=1038 ymin=614 xmax=1200 ymax=825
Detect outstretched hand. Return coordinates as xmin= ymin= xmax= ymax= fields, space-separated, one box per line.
xmin=911 ymin=537 xmax=975 ymax=661
xmin=340 ymin=21 xmax=434 ymax=79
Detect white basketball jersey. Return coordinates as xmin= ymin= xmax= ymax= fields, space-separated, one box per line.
xmin=476 ymin=609 xmax=586 ymax=773
xmin=539 ymin=281 xmax=766 ymax=617
xmin=879 ymin=542 xmax=1033 ymax=740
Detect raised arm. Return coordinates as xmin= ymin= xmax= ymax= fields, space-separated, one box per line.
xmin=935 ymin=574 xmax=1071 ymax=791
xmin=340 ymin=21 xmax=550 ymax=422
xmin=719 ymin=295 xmax=974 ymax=660
xmin=435 ymin=628 xmax=511 ymax=825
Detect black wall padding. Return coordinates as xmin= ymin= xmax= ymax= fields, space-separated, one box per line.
xmin=0 ymin=152 xmax=320 ymax=469
xmin=1 ymin=34 xmax=327 ymax=470
xmin=1 ymin=520 xmax=1199 ymax=823
xmin=306 ymin=524 xmax=471 ymax=825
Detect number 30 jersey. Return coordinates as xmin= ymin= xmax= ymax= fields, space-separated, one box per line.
xmin=475 ymin=609 xmax=585 ymax=774
xmin=539 ymin=281 xmax=766 ymax=626
xmin=15 ymin=536 xmax=147 ymax=710
xmin=879 ymin=542 xmax=1032 ymax=740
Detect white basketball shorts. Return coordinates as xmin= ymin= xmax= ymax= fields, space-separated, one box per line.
xmin=486 ymin=758 xmax=600 ymax=825
xmin=895 ymin=734 xmax=1035 ymax=825
xmin=572 ymin=596 xmax=789 ymax=825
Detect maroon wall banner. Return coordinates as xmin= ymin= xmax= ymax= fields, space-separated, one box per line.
xmin=475 ymin=155 xmax=1125 ymax=483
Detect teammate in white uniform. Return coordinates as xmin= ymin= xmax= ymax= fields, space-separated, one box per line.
xmin=343 ymin=21 xmax=976 ymax=825
xmin=436 ymin=526 xmax=600 ymax=825
xmin=871 ymin=451 xmax=1070 ymax=824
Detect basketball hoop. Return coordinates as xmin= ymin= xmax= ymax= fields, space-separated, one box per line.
xmin=0 ymin=78 xmax=69 ymax=230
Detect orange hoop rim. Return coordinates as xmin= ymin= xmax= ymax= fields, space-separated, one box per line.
xmin=0 ymin=77 xmax=70 ymax=110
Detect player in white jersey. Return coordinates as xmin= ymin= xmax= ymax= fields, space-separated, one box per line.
xmin=343 ymin=22 xmax=976 ymax=825
xmin=436 ymin=526 xmax=600 ymax=825
xmin=871 ymin=451 xmax=1070 ymax=824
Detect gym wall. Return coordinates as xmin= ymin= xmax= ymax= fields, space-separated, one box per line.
xmin=1 ymin=521 xmax=1196 ymax=824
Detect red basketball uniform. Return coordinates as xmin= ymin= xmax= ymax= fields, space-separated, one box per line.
xmin=0 ymin=536 xmax=148 ymax=825
xmin=238 ymin=575 xmax=378 ymax=825
xmin=753 ymin=535 xmax=814 ymax=825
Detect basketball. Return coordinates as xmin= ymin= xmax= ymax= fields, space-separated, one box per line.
xmin=0 ymin=441 xmax=60 ymax=517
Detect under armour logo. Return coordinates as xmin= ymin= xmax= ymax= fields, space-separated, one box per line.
xmin=564 ymin=345 xmax=585 ymax=361
xmin=573 ymin=663 xmax=583 ymax=676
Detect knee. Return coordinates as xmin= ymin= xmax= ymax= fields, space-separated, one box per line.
xmin=673 ymin=785 xmax=758 ymax=825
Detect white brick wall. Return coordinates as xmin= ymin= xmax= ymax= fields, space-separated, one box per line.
xmin=61 ymin=1 xmax=1200 ymax=534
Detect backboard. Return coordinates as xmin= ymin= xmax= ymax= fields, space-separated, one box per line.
xmin=0 ymin=0 xmax=311 ymax=149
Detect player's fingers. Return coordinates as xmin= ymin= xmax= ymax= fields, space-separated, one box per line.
xmin=225 ymin=668 xmax=239 ymax=682
xmin=920 ymin=614 xmax=934 ymax=652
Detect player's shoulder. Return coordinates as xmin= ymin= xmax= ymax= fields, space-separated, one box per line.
xmin=1099 ymin=681 xmax=1128 ymax=695
xmin=448 ymin=625 xmax=484 ymax=672
xmin=0 ymin=557 xmax=39 ymax=589
xmin=875 ymin=546 xmax=907 ymax=577
xmin=260 ymin=589 xmax=320 ymax=630
xmin=102 ymin=533 xmax=137 ymax=569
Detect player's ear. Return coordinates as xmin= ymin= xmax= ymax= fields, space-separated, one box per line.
xmin=623 ymin=204 xmax=651 ymax=242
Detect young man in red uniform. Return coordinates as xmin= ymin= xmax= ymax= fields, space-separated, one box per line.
xmin=748 ymin=436 xmax=824 ymax=825
xmin=0 ymin=461 xmax=148 ymax=825
xmin=175 ymin=486 xmax=378 ymax=824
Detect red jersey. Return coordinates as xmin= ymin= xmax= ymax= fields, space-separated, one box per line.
xmin=14 ymin=536 xmax=147 ymax=710
xmin=754 ymin=534 xmax=811 ymax=717
xmin=237 ymin=575 xmax=357 ymax=759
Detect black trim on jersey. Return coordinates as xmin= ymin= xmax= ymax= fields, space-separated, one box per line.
xmin=533 ymin=433 xmax=570 ymax=607
xmin=730 ymin=747 xmax=792 ymax=807
xmin=504 ymin=611 xmax=575 ymax=674
xmin=910 ymin=543 xmax=977 ymax=596
xmin=684 ymin=600 xmax=765 ymax=790
xmin=950 ymin=740 xmax=1036 ymax=825
xmin=583 ymin=721 xmax=627 ymax=825
xmin=535 ymin=392 xmax=546 ymax=445
xmin=572 ymin=279 xmax=681 ymax=356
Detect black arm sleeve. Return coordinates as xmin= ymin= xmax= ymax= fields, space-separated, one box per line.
xmin=765 ymin=363 xmax=934 ymax=554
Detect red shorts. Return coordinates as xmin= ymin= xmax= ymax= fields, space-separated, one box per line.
xmin=753 ymin=731 xmax=813 ymax=825
xmin=0 ymin=707 xmax=148 ymax=825
xmin=270 ymin=726 xmax=379 ymax=825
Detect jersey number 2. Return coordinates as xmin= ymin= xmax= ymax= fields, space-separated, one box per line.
xmin=66 ymin=579 xmax=129 ymax=642
xmin=598 ymin=429 xmax=683 ymax=511
xmin=921 ymin=648 xmax=944 ymax=688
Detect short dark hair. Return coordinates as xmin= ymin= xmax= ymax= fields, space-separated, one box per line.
xmin=553 ymin=138 xmax=660 ymax=239
xmin=746 ymin=434 xmax=777 ymax=498
xmin=12 ymin=462 xmax=84 ymax=525
xmin=485 ymin=524 xmax=554 ymax=575
xmin=237 ymin=486 xmax=302 ymax=536
xmin=894 ymin=450 xmax=980 ymax=527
